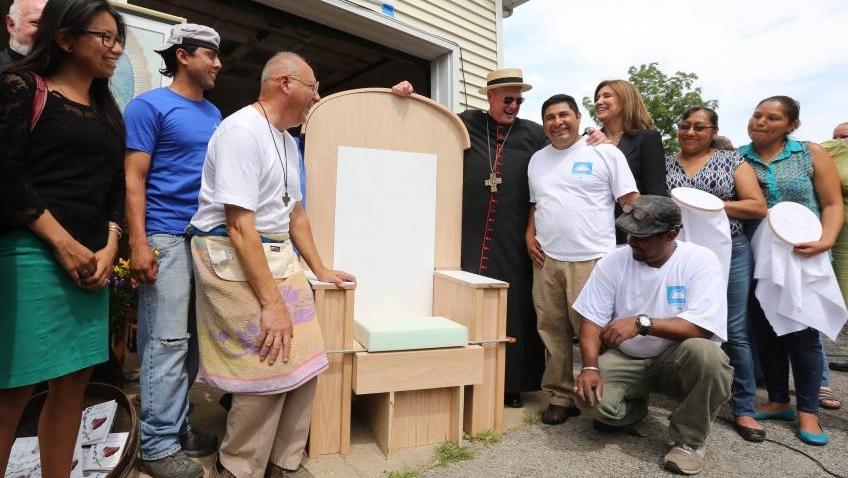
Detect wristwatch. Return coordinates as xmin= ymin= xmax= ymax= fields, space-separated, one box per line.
xmin=636 ymin=314 xmax=652 ymax=336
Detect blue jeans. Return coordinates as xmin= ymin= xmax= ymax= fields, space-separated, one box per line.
xmin=820 ymin=334 xmax=830 ymax=388
xmin=750 ymin=294 xmax=823 ymax=414
xmin=137 ymin=234 xmax=199 ymax=460
xmin=722 ymin=235 xmax=757 ymax=417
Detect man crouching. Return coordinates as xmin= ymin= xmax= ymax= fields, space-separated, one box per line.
xmin=572 ymin=195 xmax=732 ymax=475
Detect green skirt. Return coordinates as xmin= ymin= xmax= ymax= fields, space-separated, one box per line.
xmin=0 ymin=230 xmax=107 ymax=388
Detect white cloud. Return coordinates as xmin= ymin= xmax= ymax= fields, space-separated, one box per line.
xmin=504 ymin=0 xmax=848 ymax=146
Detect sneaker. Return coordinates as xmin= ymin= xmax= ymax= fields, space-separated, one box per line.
xmin=141 ymin=450 xmax=204 ymax=478
xmin=663 ymin=443 xmax=705 ymax=475
xmin=180 ymin=428 xmax=218 ymax=457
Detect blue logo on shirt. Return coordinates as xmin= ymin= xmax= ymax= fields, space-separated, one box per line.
xmin=667 ymin=286 xmax=686 ymax=310
xmin=571 ymin=162 xmax=593 ymax=175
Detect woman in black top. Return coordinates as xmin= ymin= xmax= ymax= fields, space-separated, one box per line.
xmin=592 ymin=79 xmax=667 ymax=243
xmin=0 ymin=1 xmax=125 ymax=476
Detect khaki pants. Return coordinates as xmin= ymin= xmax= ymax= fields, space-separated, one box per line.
xmin=219 ymin=377 xmax=317 ymax=477
xmin=533 ymin=256 xmax=597 ymax=406
xmin=577 ymin=339 xmax=732 ymax=446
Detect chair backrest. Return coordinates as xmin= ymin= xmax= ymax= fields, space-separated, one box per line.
xmin=303 ymin=89 xmax=469 ymax=319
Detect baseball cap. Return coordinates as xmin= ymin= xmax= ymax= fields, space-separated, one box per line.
xmin=615 ymin=195 xmax=682 ymax=238
xmin=154 ymin=23 xmax=220 ymax=54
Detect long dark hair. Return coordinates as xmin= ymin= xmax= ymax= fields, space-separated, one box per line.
xmin=14 ymin=0 xmax=126 ymax=137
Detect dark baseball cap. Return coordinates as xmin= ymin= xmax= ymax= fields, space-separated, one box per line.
xmin=154 ymin=24 xmax=220 ymax=53
xmin=615 ymin=195 xmax=682 ymax=238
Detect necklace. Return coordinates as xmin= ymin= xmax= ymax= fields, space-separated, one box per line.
xmin=484 ymin=116 xmax=514 ymax=193
xmin=755 ymin=140 xmax=786 ymax=164
xmin=49 ymin=78 xmax=90 ymax=105
xmin=676 ymin=149 xmax=713 ymax=177
xmin=256 ymin=101 xmax=290 ymax=207
xmin=602 ymin=128 xmax=623 ymax=145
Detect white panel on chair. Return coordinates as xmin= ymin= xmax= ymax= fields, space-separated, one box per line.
xmin=334 ymin=146 xmax=438 ymax=319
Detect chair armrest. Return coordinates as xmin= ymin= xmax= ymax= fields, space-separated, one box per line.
xmin=432 ymin=269 xmax=507 ymax=339
xmin=304 ymin=270 xmax=357 ymax=290
xmin=433 ymin=269 xmax=508 ymax=288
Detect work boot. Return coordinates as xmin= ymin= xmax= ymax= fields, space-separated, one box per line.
xmin=180 ymin=428 xmax=218 ymax=457
xmin=141 ymin=450 xmax=203 ymax=478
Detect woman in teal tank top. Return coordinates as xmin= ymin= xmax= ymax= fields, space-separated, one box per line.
xmin=738 ymin=96 xmax=843 ymax=446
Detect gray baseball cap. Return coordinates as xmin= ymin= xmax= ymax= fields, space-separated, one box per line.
xmin=154 ymin=23 xmax=220 ymax=53
xmin=615 ymin=195 xmax=682 ymax=238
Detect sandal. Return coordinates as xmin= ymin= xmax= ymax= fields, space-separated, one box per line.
xmin=819 ymin=386 xmax=842 ymax=410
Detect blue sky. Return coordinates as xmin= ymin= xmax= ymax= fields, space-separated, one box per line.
xmin=503 ymin=0 xmax=848 ymax=147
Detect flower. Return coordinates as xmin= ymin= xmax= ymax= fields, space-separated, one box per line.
xmin=108 ymin=257 xmax=139 ymax=327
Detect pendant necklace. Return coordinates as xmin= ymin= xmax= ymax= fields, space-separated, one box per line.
xmin=485 ymin=115 xmax=513 ymax=193
xmin=257 ymin=101 xmax=290 ymax=206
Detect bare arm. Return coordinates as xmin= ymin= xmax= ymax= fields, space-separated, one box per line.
xmin=124 ymin=150 xmax=158 ymax=283
xmin=617 ymin=191 xmax=639 ymax=207
xmin=225 ymin=204 xmax=291 ymax=365
xmin=576 ymin=320 xmax=605 ymax=403
xmin=724 ymin=161 xmax=767 ymax=220
xmin=600 ymin=315 xmax=712 ymax=349
xmin=795 ymin=143 xmax=844 ymax=257
xmin=525 ymin=204 xmax=544 ymax=268
xmin=289 ymin=202 xmax=355 ymax=286
xmin=84 ymin=223 xmax=121 ymax=290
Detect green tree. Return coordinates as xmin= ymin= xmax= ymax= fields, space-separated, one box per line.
xmin=581 ymin=62 xmax=718 ymax=155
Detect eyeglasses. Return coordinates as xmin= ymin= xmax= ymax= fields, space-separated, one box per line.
xmin=677 ymin=122 xmax=714 ymax=133
xmin=503 ymin=96 xmax=525 ymax=105
xmin=622 ymin=203 xmax=670 ymax=225
xmin=289 ymin=75 xmax=319 ymax=93
xmin=79 ymin=30 xmax=124 ymax=48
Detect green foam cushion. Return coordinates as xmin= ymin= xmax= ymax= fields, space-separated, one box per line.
xmin=354 ymin=316 xmax=468 ymax=352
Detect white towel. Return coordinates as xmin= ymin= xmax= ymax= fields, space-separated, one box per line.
xmin=751 ymin=220 xmax=848 ymax=340
xmin=674 ymin=200 xmax=732 ymax=287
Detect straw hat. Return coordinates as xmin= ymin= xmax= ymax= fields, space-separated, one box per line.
xmin=478 ymin=68 xmax=533 ymax=94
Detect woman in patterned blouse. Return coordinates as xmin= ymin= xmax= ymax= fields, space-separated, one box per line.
xmin=666 ymin=107 xmax=767 ymax=442
xmin=738 ymin=96 xmax=843 ymax=446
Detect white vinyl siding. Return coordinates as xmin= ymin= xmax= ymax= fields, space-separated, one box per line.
xmin=350 ymin=0 xmax=499 ymax=111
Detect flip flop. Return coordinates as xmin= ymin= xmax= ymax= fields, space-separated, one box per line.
xmin=819 ymin=387 xmax=843 ymax=410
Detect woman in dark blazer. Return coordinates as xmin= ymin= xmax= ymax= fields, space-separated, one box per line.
xmin=592 ymin=79 xmax=667 ymax=242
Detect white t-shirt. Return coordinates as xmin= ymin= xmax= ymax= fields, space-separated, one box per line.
xmin=573 ymin=241 xmax=727 ymax=358
xmin=528 ymin=139 xmax=637 ymax=261
xmin=191 ymin=105 xmax=302 ymax=233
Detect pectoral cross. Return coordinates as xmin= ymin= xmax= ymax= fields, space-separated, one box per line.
xmin=485 ymin=172 xmax=502 ymax=192
xmin=283 ymin=192 xmax=290 ymax=207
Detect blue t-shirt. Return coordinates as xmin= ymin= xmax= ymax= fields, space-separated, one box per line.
xmin=124 ymin=87 xmax=221 ymax=235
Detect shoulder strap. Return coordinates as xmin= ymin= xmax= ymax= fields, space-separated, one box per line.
xmin=30 ymin=72 xmax=48 ymax=132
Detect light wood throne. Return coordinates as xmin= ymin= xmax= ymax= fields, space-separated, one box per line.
xmin=302 ymin=89 xmax=508 ymax=458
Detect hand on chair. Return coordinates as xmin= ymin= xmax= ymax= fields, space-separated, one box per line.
xmin=391 ymin=80 xmax=414 ymax=96
xmin=315 ymin=268 xmax=356 ymax=288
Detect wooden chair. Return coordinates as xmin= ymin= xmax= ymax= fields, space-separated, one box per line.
xmin=302 ymin=89 xmax=507 ymax=458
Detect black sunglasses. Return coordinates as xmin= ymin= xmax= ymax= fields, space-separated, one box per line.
xmin=503 ymin=96 xmax=525 ymax=105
